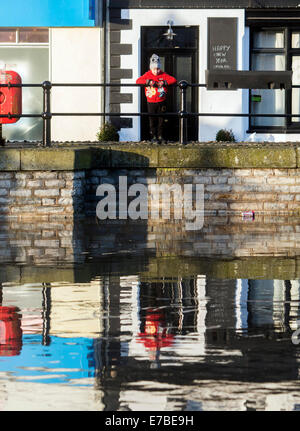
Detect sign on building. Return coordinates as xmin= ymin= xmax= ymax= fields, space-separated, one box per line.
xmin=208 ymin=18 xmax=237 ymax=71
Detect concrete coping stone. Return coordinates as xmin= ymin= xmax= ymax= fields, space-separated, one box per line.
xmin=0 ymin=142 xmax=299 ymax=170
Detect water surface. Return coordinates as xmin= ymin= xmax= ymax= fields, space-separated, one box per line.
xmin=0 ymin=217 xmax=300 ymax=411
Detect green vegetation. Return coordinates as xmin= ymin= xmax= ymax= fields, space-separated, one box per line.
xmin=216 ymin=128 xmax=236 ymax=142
xmin=96 ymin=122 xmax=119 ymax=142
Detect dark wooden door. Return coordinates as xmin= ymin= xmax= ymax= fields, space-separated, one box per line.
xmin=141 ymin=26 xmax=198 ymax=141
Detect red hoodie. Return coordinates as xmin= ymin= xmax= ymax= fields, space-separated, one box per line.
xmin=136 ymin=70 xmax=177 ymax=103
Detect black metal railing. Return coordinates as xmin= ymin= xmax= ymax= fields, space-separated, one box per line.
xmin=0 ymin=80 xmax=300 ymax=146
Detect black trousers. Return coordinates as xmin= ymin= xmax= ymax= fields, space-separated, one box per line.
xmin=147 ymin=101 xmax=166 ymax=138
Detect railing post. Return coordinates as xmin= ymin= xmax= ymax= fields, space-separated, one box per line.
xmin=42 ymin=81 xmax=52 ymax=147
xmin=0 ymin=124 xmax=4 ymax=146
xmin=42 ymin=283 xmax=51 ymax=346
xmin=179 ymin=80 xmax=188 ymax=145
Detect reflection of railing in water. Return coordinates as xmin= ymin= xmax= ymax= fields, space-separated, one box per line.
xmin=42 ymin=283 xmax=51 ymax=346
xmin=1 ymin=80 xmax=300 ymax=146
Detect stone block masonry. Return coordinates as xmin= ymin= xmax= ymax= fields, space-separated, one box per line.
xmin=0 ymin=171 xmax=83 ymax=220
xmin=1 ymin=142 xmax=300 ymax=220
xmin=85 ymin=166 xmax=300 ymax=217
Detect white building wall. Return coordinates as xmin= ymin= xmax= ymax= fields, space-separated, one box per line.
xmin=119 ymin=8 xmax=300 ymax=143
xmin=51 ymin=28 xmax=102 ymax=142
xmin=119 ymin=9 xmax=246 ymax=142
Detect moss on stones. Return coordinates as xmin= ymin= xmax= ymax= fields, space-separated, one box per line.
xmin=0 ymin=142 xmax=298 ymax=170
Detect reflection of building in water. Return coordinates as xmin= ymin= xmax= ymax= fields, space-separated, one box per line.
xmin=237 ymin=279 xmax=300 ymax=334
xmin=0 ymin=280 xmax=105 ymax=410
xmin=126 ymin=275 xmax=207 ymax=365
xmin=49 ymin=279 xmax=103 ymax=338
xmin=117 ymin=274 xmax=207 ymax=411
xmin=203 ymin=278 xmax=300 ymax=345
xmin=0 ymin=279 xmax=107 ymax=410
xmin=204 ymin=278 xmax=300 ymax=351
xmin=93 ymin=275 xmax=122 ymax=411
xmin=46 ymin=275 xmax=300 ymax=411
xmin=121 ymin=276 xmax=300 ymax=361
xmin=205 ymin=278 xmax=237 ymax=345
xmin=115 ymin=275 xmax=300 ymax=411
xmin=1 ymin=274 xmax=300 ymax=411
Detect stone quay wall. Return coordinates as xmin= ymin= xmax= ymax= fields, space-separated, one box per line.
xmin=1 ymin=142 xmax=300 ymax=219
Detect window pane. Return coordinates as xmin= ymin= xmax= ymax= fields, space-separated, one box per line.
xmin=0 ymin=47 xmax=49 ymax=141
xmin=253 ymin=31 xmax=284 ymax=49
xmin=251 ymin=89 xmax=285 ymax=127
xmin=0 ymin=28 xmax=16 ymax=43
xmin=292 ymin=32 xmax=300 ymax=48
xmin=251 ymin=53 xmax=285 ymax=127
xmin=292 ymin=88 xmax=300 ymax=121
xmin=292 ymin=56 xmax=300 ymax=85
xmin=252 ymin=53 xmax=285 ymax=71
xmin=292 ymin=56 xmax=300 ymax=122
xmin=19 ymin=28 xmax=49 ymax=43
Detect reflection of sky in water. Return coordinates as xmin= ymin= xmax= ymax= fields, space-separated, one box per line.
xmin=0 ymin=335 xmax=95 ymax=385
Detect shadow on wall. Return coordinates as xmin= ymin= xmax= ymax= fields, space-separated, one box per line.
xmin=0 ymin=146 xmax=151 ymax=273
xmin=72 ymin=146 xmax=152 ymax=275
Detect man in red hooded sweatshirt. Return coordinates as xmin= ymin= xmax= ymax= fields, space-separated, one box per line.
xmin=136 ymin=54 xmax=177 ymax=144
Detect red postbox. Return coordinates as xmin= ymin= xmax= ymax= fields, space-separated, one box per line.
xmin=0 ymin=70 xmax=22 ymax=124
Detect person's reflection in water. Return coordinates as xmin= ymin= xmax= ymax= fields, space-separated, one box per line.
xmin=137 ymin=307 xmax=174 ymax=368
xmin=0 ymin=285 xmax=22 ymax=356
xmin=137 ymin=279 xmax=198 ymax=368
